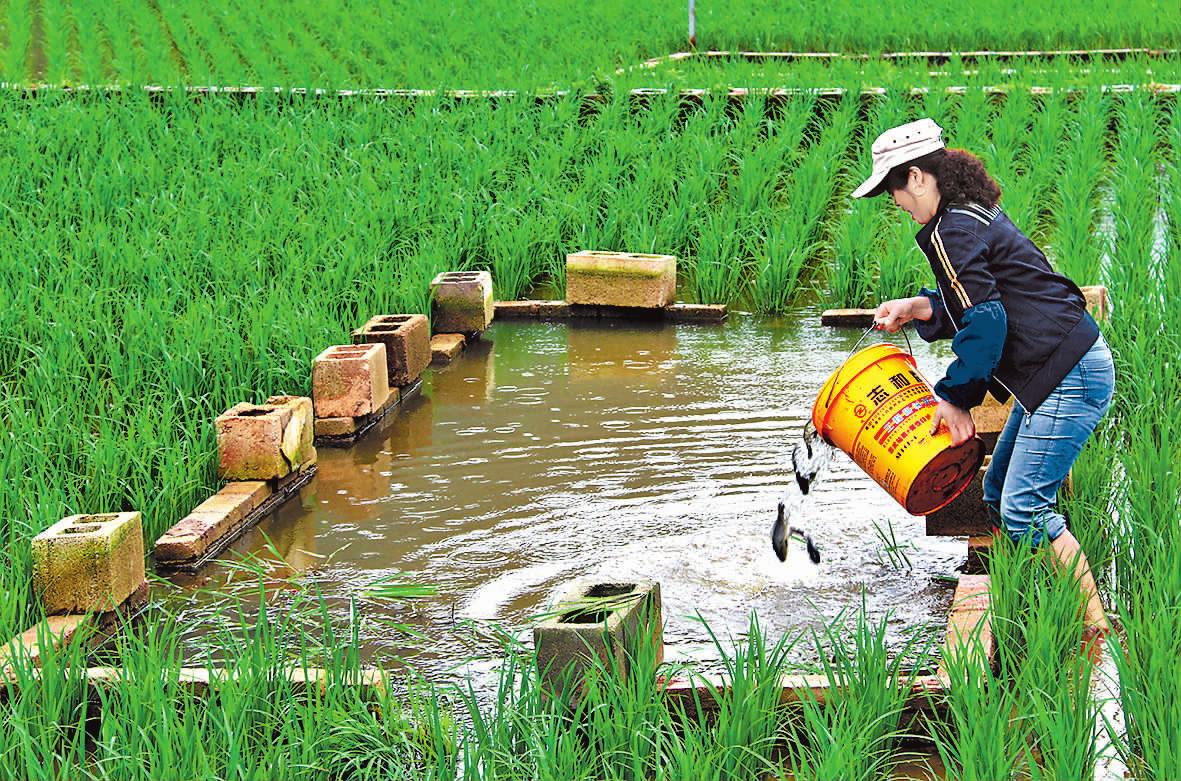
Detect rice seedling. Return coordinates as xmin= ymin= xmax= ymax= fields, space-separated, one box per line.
xmin=783 ymin=600 xmax=927 ymax=781
xmin=1047 ymin=91 xmax=1113 ymax=283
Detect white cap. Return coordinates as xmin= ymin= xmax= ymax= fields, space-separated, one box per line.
xmin=851 ymin=118 xmax=945 ymax=199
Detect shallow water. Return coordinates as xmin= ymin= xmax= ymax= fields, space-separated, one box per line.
xmin=161 ymin=311 xmax=967 ymax=680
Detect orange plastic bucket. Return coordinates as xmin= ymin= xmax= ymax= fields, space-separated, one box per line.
xmin=812 ymin=343 xmax=984 ymax=515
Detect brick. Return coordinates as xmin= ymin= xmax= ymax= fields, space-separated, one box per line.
xmin=352 ymin=314 xmax=431 ymax=386
xmin=534 ymin=579 xmax=662 ymax=702
xmin=971 ymin=392 xmax=1013 ymax=453
xmin=429 ymin=271 xmax=495 ymax=335
xmin=216 ymin=481 xmax=271 ymax=514
xmin=0 ymin=615 xmax=90 ymax=673
xmin=538 ymin=300 xmax=572 ymax=319
xmin=926 ymin=457 xmax=993 ymax=536
xmin=312 ymin=343 xmax=390 ymax=418
xmin=314 ymin=416 xmax=359 ymax=438
xmin=494 ymin=300 xmax=542 ymax=318
xmin=264 ymin=395 xmax=316 ymax=472
xmin=820 ymin=308 xmax=877 ymax=327
xmin=216 ymin=403 xmax=292 ymax=480
xmin=31 ymin=513 xmax=145 ymax=615
xmin=939 ymin=575 xmax=995 ymax=676
xmin=566 ymin=251 xmax=676 ymax=309
xmin=965 ymin=534 xmax=995 ymax=574
xmin=1081 ymin=285 xmax=1108 ymax=321
xmin=665 ymin=303 xmax=727 ymax=323
xmin=430 ymin=333 xmax=465 ymax=364
xmin=153 ymin=484 xmax=268 ymax=563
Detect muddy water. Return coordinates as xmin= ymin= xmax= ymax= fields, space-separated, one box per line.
xmin=162 ymin=312 xmax=967 ymax=679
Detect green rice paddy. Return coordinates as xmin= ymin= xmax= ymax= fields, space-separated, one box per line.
xmin=2 ymin=2 xmax=1179 ymax=777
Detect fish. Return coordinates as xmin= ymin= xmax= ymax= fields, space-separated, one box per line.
xmin=772 ymin=424 xmax=831 ymax=564
xmin=771 ymin=501 xmax=821 ymax=564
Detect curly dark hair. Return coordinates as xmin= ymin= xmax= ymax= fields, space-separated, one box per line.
xmin=880 ymin=148 xmax=1001 ymax=208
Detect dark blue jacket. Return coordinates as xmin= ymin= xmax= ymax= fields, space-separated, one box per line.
xmin=912 ymin=201 xmax=1100 ymax=414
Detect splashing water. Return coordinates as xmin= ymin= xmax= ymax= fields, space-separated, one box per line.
xmin=771 ymin=423 xmax=833 ymax=564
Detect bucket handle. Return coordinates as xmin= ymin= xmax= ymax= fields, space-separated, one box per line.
xmin=823 ymin=324 xmax=914 ymax=412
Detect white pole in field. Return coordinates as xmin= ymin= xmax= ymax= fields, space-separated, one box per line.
xmin=689 ymin=0 xmax=696 ymax=48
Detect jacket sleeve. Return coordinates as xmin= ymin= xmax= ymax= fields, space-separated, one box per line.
xmin=933 ymin=300 xmax=1008 ymax=410
xmin=914 ymin=286 xmax=955 ymax=342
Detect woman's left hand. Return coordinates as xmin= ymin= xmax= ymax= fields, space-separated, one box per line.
xmin=931 ymin=399 xmax=976 ymax=446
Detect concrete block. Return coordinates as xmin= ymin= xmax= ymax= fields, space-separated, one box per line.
xmin=264 ymin=395 xmax=316 ymax=473
xmin=429 ymin=271 xmax=494 ymax=335
xmin=926 ymin=457 xmax=992 ymax=536
xmin=821 ymin=308 xmax=877 ymax=327
xmin=352 ymin=314 xmax=431 ymax=386
xmin=971 ymin=392 xmax=1014 ymax=453
xmin=566 ymin=251 xmax=676 ymax=309
xmin=1081 ymin=285 xmax=1108 ymax=321
xmin=534 ymin=579 xmax=662 ymax=701
xmin=430 ymin=333 xmax=466 ymax=364
xmin=32 ymin=513 xmax=145 ymax=615
xmin=217 ymin=403 xmax=294 ymax=481
xmin=153 ymin=482 xmax=271 ymax=564
xmin=312 ymin=343 xmax=390 ymax=418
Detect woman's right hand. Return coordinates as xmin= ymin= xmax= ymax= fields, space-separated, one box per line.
xmin=874 ymin=298 xmax=914 ymax=332
xmin=874 ymin=296 xmax=933 ymax=332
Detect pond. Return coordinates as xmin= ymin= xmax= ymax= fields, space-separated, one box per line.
xmin=160 ymin=310 xmax=967 ymax=681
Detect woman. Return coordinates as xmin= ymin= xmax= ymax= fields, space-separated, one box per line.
xmin=852 ymin=118 xmax=1115 ymax=653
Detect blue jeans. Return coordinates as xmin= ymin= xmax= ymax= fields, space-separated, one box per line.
xmin=983 ymin=335 xmax=1115 ymax=546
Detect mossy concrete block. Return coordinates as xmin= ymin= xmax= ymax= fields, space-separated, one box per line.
xmin=265 ymin=395 xmax=316 ymax=472
xmin=216 ymin=402 xmax=292 ymax=480
xmin=352 ymin=314 xmax=431 ymax=386
xmin=820 ymin=308 xmax=877 ymax=327
xmin=1081 ymin=285 xmax=1108 ymax=321
xmin=313 ymin=343 xmax=390 ymax=418
xmin=32 ymin=513 xmax=145 ymax=615
xmin=971 ymin=392 xmax=1013 ymax=453
xmin=534 ymin=579 xmax=663 ymax=701
xmin=430 ymin=333 xmax=466 ymax=364
xmin=566 ymin=251 xmax=676 ymax=309
xmin=429 ymin=271 xmax=494 ymax=335
xmin=925 ymin=457 xmax=992 ymax=537
xmin=153 ymin=483 xmax=271 ymax=564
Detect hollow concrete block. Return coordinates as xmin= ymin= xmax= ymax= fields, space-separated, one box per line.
xmin=265 ymin=395 xmax=316 ymax=473
xmin=971 ymin=392 xmax=1013 ymax=453
xmin=429 ymin=272 xmax=494 ymax=336
xmin=31 ymin=513 xmax=146 ymax=615
xmin=216 ymin=403 xmax=292 ymax=481
xmin=313 ymin=343 xmax=390 ymax=419
xmin=534 ymin=579 xmax=663 ymax=702
xmin=1081 ymin=285 xmax=1108 ymax=322
xmin=566 ymin=251 xmax=676 ymax=309
xmin=352 ymin=314 xmax=431 ymax=386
